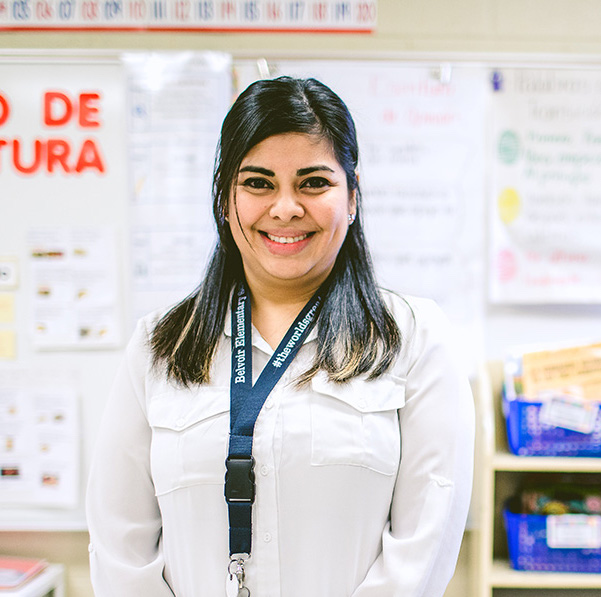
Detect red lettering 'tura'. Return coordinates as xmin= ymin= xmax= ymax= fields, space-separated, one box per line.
xmin=0 ymin=137 xmax=106 ymax=175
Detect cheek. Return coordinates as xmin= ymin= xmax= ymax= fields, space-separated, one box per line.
xmin=231 ymin=196 xmax=266 ymax=230
xmin=326 ymin=204 xmax=350 ymax=235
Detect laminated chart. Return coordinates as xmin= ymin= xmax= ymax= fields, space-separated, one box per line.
xmin=489 ymin=68 xmax=601 ymax=303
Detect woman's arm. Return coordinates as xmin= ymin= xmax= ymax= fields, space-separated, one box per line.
xmin=86 ymin=318 xmax=175 ymax=596
xmin=352 ymin=299 xmax=475 ymax=597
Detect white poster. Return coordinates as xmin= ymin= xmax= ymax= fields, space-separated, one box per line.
xmin=0 ymin=56 xmax=129 ymax=348
xmin=0 ymin=370 xmax=79 ymax=508
xmin=29 ymin=227 xmax=121 ymax=348
xmin=123 ymin=52 xmax=232 ymax=320
xmin=489 ymin=67 xmax=601 ymax=303
xmin=236 ymin=60 xmax=488 ymax=369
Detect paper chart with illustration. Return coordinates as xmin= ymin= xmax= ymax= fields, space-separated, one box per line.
xmin=29 ymin=227 xmax=122 ymax=349
xmin=489 ymin=68 xmax=601 ymax=303
xmin=0 ymin=370 xmax=79 ymax=508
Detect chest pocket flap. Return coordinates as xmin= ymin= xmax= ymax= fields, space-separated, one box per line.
xmin=147 ymin=387 xmax=229 ymax=432
xmin=309 ymin=372 xmax=406 ymax=475
xmin=147 ymin=388 xmax=230 ymax=495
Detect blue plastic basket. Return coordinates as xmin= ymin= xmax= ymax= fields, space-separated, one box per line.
xmin=503 ymin=390 xmax=601 ymax=457
xmin=504 ymin=506 xmax=601 ymax=573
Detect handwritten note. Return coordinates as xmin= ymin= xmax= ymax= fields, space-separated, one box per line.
xmin=521 ymin=341 xmax=601 ymax=400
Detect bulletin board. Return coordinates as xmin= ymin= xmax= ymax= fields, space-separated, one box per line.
xmin=2 ymin=49 xmax=601 ymax=530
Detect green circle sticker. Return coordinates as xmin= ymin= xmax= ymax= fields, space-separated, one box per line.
xmin=498 ymin=131 xmax=520 ymax=164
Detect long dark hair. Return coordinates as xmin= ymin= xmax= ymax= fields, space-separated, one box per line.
xmin=151 ymin=76 xmax=401 ymax=385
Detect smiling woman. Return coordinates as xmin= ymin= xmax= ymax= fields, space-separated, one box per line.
xmin=86 ymin=76 xmax=475 ymax=597
xmin=230 ymin=132 xmax=355 ymax=334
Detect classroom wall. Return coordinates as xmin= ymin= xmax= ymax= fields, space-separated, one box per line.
xmin=2 ymin=1 xmax=601 ymax=596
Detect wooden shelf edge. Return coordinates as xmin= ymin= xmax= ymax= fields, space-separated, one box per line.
xmin=492 ymin=451 xmax=601 ymax=472
xmin=491 ymin=560 xmax=601 ymax=588
xmin=0 ymin=517 xmax=88 ymax=532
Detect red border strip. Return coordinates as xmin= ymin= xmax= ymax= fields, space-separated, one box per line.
xmin=0 ymin=25 xmax=372 ymax=32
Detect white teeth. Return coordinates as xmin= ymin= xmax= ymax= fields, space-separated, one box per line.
xmin=266 ymin=233 xmax=309 ymax=244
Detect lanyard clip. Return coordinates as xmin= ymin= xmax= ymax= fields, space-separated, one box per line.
xmin=228 ymin=555 xmax=251 ymax=597
xmin=225 ymin=456 xmax=256 ymax=504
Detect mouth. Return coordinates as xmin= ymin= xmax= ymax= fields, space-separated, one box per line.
xmin=261 ymin=231 xmax=315 ymax=244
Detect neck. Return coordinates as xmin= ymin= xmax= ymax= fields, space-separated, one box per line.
xmin=245 ymin=279 xmax=321 ymax=350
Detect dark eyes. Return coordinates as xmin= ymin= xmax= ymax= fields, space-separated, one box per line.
xmin=239 ymin=176 xmax=332 ymax=191
xmin=241 ymin=177 xmax=273 ymax=190
xmin=301 ymin=177 xmax=331 ymax=189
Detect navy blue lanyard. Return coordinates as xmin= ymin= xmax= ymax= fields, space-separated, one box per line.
xmin=225 ymin=282 xmax=323 ymax=557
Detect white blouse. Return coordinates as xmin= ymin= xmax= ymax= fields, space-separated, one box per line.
xmin=86 ymin=291 xmax=475 ymax=597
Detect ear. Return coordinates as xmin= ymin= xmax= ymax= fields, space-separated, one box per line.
xmin=348 ymin=187 xmax=357 ymax=215
xmin=350 ymin=170 xmax=359 ymax=212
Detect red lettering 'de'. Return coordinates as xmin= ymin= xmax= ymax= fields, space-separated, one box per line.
xmin=44 ymin=92 xmax=73 ymax=127
xmin=79 ymin=93 xmax=101 ymax=128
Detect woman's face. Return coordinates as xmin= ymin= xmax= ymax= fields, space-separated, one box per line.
xmin=228 ymin=132 xmax=356 ymax=295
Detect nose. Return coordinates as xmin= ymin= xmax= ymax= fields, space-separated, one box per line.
xmin=268 ymin=189 xmax=304 ymax=222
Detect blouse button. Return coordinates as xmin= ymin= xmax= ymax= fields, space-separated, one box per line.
xmin=263 ymin=532 xmax=272 ymax=543
xmin=264 ymin=398 xmax=274 ymax=409
xmin=175 ymin=417 xmax=186 ymax=429
xmin=260 ymin=465 xmax=270 ymax=476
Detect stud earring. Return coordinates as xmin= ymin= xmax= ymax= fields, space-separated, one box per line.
xmin=348 ymin=213 xmax=356 ymax=224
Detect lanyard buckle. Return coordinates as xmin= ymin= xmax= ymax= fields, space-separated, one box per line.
xmin=225 ymin=456 xmax=256 ymax=504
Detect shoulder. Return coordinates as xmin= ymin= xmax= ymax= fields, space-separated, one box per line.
xmin=122 ymin=307 xmax=174 ymax=377
xmin=379 ymin=288 xmax=449 ymax=335
xmin=378 ymin=288 xmax=456 ymax=372
xmin=129 ymin=308 xmax=169 ymax=347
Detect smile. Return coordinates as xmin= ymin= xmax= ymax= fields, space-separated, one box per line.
xmin=264 ymin=232 xmax=313 ymax=244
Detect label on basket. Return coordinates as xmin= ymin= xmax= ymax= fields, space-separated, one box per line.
xmin=539 ymin=394 xmax=599 ymax=434
xmin=547 ymin=515 xmax=601 ymax=549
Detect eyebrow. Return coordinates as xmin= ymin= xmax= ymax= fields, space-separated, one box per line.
xmin=297 ymin=165 xmax=335 ymax=176
xmin=239 ymin=166 xmax=274 ymax=176
xmin=238 ymin=165 xmax=335 ymax=177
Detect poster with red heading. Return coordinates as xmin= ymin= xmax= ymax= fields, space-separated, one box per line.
xmin=236 ymin=60 xmax=488 ymax=372
xmin=0 ymin=56 xmax=128 ymax=349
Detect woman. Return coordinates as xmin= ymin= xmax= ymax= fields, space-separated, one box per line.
xmin=86 ymin=76 xmax=474 ymax=597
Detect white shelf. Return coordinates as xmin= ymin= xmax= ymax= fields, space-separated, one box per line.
xmin=491 ymin=560 xmax=601 ymax=589
xmin=492 ymin=451 xmax=601 ymax=472
xmin=473 ymin=361 xmax=601 ymax=596
xmin=0 ymin=508 xmax=87 ymax=532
